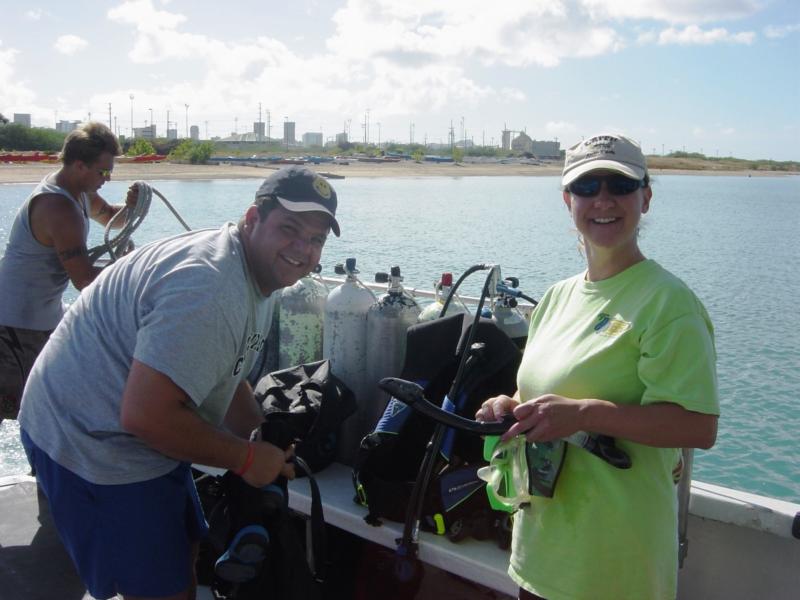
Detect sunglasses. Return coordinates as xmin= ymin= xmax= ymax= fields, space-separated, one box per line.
xmin=97 ymin=168 xmax=112 ymax=178
xmin=567 ymin=174 xmax=644 ymax=197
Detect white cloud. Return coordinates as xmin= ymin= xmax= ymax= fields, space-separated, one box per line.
xmin=0 ymin=41 xmax=37 ymax=111
xmin=721 ymin=127 xmax=736 ymax=135
xmin=91 ymin=0 xmax=763 ymax=130
xmin=764 ymin=23 xmax=800 ymax=39
xmin=580 ymin=0 xmax=763 ymax=25
xmin=658 ymin=25 xmax=755 ymax=45
xmin=545 ymin=121 xmax=578 ymax=135
xmin=54 ymin=35 xmax=89 ymax=55
xmin=25 ymin=9 xmax=43 ymax=20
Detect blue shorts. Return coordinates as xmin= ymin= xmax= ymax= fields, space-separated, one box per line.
xmin=21 ymin=429 xmax=209 ymax=599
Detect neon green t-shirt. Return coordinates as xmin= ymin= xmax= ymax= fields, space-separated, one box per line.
xmin=509 ymin=259 xmax=719 ymax=600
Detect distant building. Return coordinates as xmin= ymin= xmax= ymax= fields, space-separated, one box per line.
xmin=302 ymin=132 xmax=323 ymax=147
xmin=501 ymin=129 xmax=512 ymax=151
xmin=56 ymin=120 xmax=81 ymax=134
xmin=335 ymin=132 xmax=348 ymax=145
xmin=531 ymin=140 xmax=561 ymax=159
xmin=167 ymin=128 xmax=178 ymax=140
xmin=254 ymin=121 xmax=265 ymax=141
xmin=190 ymin=125 xmax=199 ymax=141
xmin=133 ymin=124 xmax=156 ymax=140
xmin=511 ymin=131 xmax=533 ymax=153
xmin=283 ymin=121 xmax=296 ymax=145
xmin=13 ymin=113 xmax=31 ymax=127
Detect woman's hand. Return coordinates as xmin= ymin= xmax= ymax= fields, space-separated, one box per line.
xmin=503 ymin=394 xmax=587 ymax=443
xmin=476 ymin=394 xmax=520 ymax=422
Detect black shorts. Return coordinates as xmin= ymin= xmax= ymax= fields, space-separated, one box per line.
xmin=0 ymin=325 xmax=51 ymax=420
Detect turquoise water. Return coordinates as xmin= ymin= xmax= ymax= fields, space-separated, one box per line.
xmin=1 ymin=174 xmax=798 ymax=502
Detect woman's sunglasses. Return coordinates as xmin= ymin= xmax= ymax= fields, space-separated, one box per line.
xmin=567 ymin=174 xmax=644 ymax=197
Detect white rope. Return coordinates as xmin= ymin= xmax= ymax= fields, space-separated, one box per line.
xmin=88 ymin=181 xmax=191 ymax=264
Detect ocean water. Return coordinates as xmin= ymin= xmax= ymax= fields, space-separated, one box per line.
xmin=1 ymin=174 xmax=798 ymax=503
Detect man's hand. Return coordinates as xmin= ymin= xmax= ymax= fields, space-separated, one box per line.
xmin=240 ymin=441 xmax=296 ymax=488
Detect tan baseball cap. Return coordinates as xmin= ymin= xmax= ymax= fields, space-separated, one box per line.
xmin=562 ymin=133 xmax=647 ymax=186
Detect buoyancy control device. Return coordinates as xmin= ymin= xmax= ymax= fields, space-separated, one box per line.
xmin=352 ymin=310 xmax=522 ymax=546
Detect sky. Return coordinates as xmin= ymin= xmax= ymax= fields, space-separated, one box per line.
xmin=1 ymin=0 xmax=798 ymax=160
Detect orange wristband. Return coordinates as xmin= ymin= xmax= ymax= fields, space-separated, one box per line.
xmin=234 ymin=442 xmax=255 ymax=476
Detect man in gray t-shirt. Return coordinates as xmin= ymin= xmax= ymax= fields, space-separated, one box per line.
xmin=18 ymin=165 xmax=340 ymax=600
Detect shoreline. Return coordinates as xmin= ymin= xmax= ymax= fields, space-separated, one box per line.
xmin=0 ymin=160 xmax=795 ymax=185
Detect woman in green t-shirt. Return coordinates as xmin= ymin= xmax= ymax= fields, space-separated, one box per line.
xmin=477 ymin=133 xmax=720 ymax=600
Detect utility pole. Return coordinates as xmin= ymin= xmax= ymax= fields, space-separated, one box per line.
xmin=234 ymin=116 xmax=238 ymax=134
xmin=258 ymin=102 xmax=262 ymax=141
xmin=129 ymin=94 xmax=134 ymax=138
xmin=166 ymin=109 xmax=170 ymax=137
xmin=149 ymin=108 xmax=153 ymax=133
xmin=266 ymin=110 xmax=271 ymax=141
xmin=377 ymin=122 xmax=381 ymax=150
xmin=108 ymin=103 xmax=112 ymax=128
xmin=184 ymin=104 xmax=189 ymax=138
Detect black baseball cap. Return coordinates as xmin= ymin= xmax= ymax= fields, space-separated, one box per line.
xmin=255 ymin=165 xmax=340 ymax=236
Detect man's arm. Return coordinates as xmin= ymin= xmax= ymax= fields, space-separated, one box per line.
xmin=120 ymin=359 xmax=290 ymax=487
xmin=224 ymin=379 xmax=265 ymax=438
xmin=88 ymin=184 xmax=138 ymax=228
xmin=32 ymin=193 xmax=101 ymax=289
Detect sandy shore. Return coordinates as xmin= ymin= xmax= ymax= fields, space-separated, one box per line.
xmin=0 ymin=160 xmax=788 ymax=185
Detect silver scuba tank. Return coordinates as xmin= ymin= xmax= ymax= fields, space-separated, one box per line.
xmin=278 ymin=265 xmax=329 ymax=369
xmin=322 ymin=258 xmax=376 ymax=465
xmin=488 ymin=274 xmax=529 ymax=348
xmin=365 ymin=266 xmax=421 ymax=434
xmin=417 ymin=272 xmax=467 ymax=322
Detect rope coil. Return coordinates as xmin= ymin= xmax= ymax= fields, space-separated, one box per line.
xmin=87 ymin=181 xmax=191 ymax=264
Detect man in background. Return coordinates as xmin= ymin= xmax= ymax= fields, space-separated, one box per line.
xmin=0 ymin=121 xmax=137 ymax=422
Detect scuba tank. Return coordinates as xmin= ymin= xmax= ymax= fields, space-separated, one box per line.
xmin=322 ymin=258 xmax=376 ymax=465
xmin=278 ymin=265 xmax=329 ymax=369
xmin=365 ymin=266 xmax=421 ymax=435
xmin=486 ymin=276 xmax=530 ymax=349
xmin=417 ymin=272 xmax=467 ymax=322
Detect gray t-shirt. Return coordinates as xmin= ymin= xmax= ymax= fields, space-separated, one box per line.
xmin=19 ymin=223 xmax=276 ymax=484
xmin=0 ymin=173 xmax=90 ymax=330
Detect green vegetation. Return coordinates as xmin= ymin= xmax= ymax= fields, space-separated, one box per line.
xmin=411 ymin=149 xmax=424 ymax=162
xmin=451 ymin=147 xmax=464 ymax=163
xmin=649 ymin=151 xmax=799 ymax=173
xmin=0 ymin=124 xmax=66 ymax=152
xmin=126 ymin=138 xmax=156 ymax=156
xmin=168 ymin=139 xmax=214 ymax=164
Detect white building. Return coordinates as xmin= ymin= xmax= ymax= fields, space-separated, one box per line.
xmin=13 ymin=113 xmax=31 ymax=127
xmin=283 ymin=121 xmax=296 ymax=145
xmin=56 ymin=120 xmax=81 ymax=134
xmin=302 ymin=132 xmax=323 ymax=147
xmin=133 ymin=124 xmax=156 ymax=140
xmin=190 ymin=125 xmax=199 ymax=141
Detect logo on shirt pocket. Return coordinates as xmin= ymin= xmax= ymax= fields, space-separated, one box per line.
xmin=593 ymin=312 xmax=631 ymax=337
